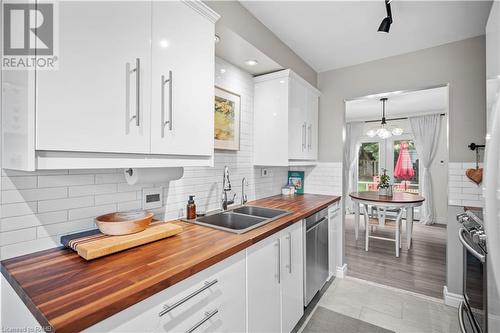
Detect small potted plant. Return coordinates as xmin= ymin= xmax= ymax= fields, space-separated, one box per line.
xmin=378 ymin=169 xmax=393 ymax=196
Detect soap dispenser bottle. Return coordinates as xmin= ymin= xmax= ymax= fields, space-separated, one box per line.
xmin=187 ymin=195 xmax=196 ymax=219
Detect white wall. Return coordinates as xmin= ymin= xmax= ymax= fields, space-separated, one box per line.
xmin=0 ymin=58 xmax=289 ymax=260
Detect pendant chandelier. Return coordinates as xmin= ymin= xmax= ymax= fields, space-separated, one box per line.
xmin=366 ymin=97 xmax=403 ymax=139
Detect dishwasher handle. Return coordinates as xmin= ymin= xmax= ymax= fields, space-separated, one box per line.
xmin=306 ymin=217 xmax=328 ymax=232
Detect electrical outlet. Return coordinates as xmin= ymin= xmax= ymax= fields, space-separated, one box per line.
xmin=261 ymin=168 xmax=271 ymax=177
xmin=142 ymin=187 xmax=163 ymax=210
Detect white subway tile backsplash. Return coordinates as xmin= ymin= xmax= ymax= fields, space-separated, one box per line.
xmin=95 ymin=192 xmax=137 ymax=205
xmin=38 ymin=174 xmax=95 ymax=188
xmin=0 ymin=211 xmax=67 ymax=232
xmin=1 ymin=176 xmax=37 ymax=190
xmin=1 ymin=201 xmax=37 ymax=218
xmin=69 ymin=183 xmax=117 ymax=197
xmin=1 ymin=228 xmax=37 ymax=246
xmin=1 ymin=187 xmax=67 ymax=204
xmin=36 ymin=219 xmax=95 ymax=238
xmin=38 ymin=196 xmax=94 ymax=213
xmin=448 ymin=162 xmax=484 ymax=208
xmin=68 ymin=204 xmax=116 ymax=221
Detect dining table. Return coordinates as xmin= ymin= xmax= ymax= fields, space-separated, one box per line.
xmin=349 ymin=191 xmax=425 ymax=249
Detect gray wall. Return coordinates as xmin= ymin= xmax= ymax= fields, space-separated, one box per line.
xmin=205 ymin=1 xmax=318 ymax=87
xmin=318 ymin=36 xmax=486 ymax=163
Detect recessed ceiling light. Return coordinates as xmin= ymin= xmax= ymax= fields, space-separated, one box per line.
xmin=159 ymin=39 xmax=169 ymax=49
xmin=220 ymin=68 xmax=226 ymax=74
xmin=245 ymin=60 xmax=258 ymax=66
xmin=214 ymin=35 xmax=220 ymax=43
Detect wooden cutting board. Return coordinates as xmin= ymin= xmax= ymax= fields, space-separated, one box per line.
xmin=62 ymin=222 xmax=183 ymax=260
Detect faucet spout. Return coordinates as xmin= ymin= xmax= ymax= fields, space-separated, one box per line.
xmin=241 ymin=177 xmax=248 ymax=205
xmin=221 ymin=166 xmax=233 ymax=211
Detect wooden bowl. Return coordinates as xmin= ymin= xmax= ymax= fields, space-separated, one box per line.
xmin=95 ymin=211 xmax=154 ymax=236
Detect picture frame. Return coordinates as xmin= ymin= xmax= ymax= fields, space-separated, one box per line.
xmin=214 ymin=86 xmax=241 ymax=151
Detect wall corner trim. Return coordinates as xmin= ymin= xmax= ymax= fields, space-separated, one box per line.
xmin=336 ymin=264 xmax=348 ymax=279
xmin=443 ymin=285 xmax=463 ymax=308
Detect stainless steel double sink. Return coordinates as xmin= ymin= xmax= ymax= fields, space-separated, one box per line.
xmin=184 ymin=206 xmax=290 ymax=234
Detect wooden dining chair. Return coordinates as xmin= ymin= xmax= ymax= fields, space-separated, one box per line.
xmin=363 ymin=205 xmax=404 ymax=257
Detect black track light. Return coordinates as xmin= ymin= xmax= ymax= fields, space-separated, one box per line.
xmin=377 ymin=0 xmax=393 ymax=33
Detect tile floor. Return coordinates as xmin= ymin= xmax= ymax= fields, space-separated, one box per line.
xmin=299 ymin=277 xmax=460 ymax=333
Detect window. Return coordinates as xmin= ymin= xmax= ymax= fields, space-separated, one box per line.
xmin=392 ymin=140 xmax=419 ymax=193
xmin=358 ymin=142 xmax=379 ymax=191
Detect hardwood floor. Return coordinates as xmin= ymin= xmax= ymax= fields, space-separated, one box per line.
xmin=345 ymin=214 xmax=447 ymax=299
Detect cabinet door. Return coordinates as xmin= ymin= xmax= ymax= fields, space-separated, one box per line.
xmin=281 ymin=222 xmax=304 ymax=333
xmin=150 ymin=2 xmax=214 ymax=156
xmin=306 ymin=89 xmax=319 ymax=160
xmin=36 ymin=1 xmax=151 ymax=153
xmin=288 ymin=78 xmax=307 ymax=160
xmin=247 ymin=234 xmax=281 ymax=333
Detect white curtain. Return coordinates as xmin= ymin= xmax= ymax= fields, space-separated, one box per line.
xmin=343 ymin=122 xmax=365 ymax=213
xmin=408 ymin=114 xmax=441 ymax=225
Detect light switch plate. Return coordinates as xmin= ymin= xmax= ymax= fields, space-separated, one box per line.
xmin=261 ymin=168 xmax=271 ymax=177
xmin=142 ymin=187 xmax=163 ymax=210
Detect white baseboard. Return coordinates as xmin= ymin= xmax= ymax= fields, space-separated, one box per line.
xmin=435 ymin=217 xmax=447 ymax=225
xmin=336 ymin=264 xmax=347 ymax=279
xmin=443 ymin=285 xmax=463 ymax=308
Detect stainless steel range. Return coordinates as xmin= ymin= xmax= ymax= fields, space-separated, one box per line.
xmin=458 ymin=210 xmax=487 ymax=333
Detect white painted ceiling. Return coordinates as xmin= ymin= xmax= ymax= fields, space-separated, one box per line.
xmin=240 ymin=1 xmax=492 ymax=72
xmin=215 ymin=24 xmax=283 ymax=75
xmin=345 ymin=86 xmax=448 ymax=122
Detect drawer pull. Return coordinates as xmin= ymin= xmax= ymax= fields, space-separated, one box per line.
xmin=185 ymin=309 xmax=218 ymax=333
xmin=158 ymin=279 xmax=218 ymax=317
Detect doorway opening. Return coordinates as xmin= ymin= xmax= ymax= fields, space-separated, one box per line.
xmin=342 ymin=85 xmax=449 ymax=299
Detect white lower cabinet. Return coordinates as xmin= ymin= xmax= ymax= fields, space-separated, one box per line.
xmin=85 ymin=252 xmax=246 ymax=333
xmin=247 ymin=222 xmax=304 ymax=333
xmin=2 ymin=222 xmax=308 ymax=333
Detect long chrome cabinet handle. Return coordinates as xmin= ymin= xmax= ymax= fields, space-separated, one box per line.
xmin=161 ymin=71 xmax=173 ymax=138
xmin=302 ymin=122 xmax=307 ymax=151
xmin=158 ymin=279 xmax=218 ymax=317
xmin=127 ymin=58 xmax=140 ymax=126
xmin=308 ymin=124 xmax=312 ymax=150
xmin=458 ymin=228 xmax=485 ymax=262
xmin=275 ymin=239 xmax=281 ymax=284
xmin=185 ymin=309 xmax=218 ymax=333
xmin=287 ymin=233 xmax=292 ymax=274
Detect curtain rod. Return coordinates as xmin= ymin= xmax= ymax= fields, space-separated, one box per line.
xmin=363 ymin=113 xmax=446 ymax=124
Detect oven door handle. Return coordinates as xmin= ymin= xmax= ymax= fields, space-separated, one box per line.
xmin=459 ymin=228 xmax=485 ymax=263
xmin=458 ymin=301 xmax=467 ymax=333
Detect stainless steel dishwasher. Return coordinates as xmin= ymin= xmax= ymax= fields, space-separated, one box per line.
xmin=304 ymin=207 xmax=329 ymax=306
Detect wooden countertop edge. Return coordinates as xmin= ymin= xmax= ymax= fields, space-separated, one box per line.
xmin=1 ymin=195 xmax=341 ymax=332
xmin=1 ymin=265 xmax=53 ymax=331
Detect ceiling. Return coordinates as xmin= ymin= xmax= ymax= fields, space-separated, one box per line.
xmin=240 ymin=1 xmax=492 ymax=72
xmin=215 ymin=23 xmax=283 ymax=75
xmin=345 ymin=86 xmax=448 ymax=122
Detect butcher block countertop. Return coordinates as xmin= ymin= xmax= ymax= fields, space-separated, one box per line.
xmin=1 ymin=194 xmax=340 ymax=332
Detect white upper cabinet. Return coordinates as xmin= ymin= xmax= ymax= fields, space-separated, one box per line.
xmin=36 ymin=2 xmax=152 ymax=154
xmin=150 ymin=1 xmax=214 ymax=157
xmin=254 ymin=70 xmax=320 ymax=166
xmin=2 ymin=1 xmax=219 ymax=170
xmin=487 ymin=1 xmax=500 ymax=80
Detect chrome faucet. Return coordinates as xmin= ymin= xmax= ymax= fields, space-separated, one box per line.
xmin=221 ymin=166 xmax=235 ymax=210
xmin=241 ymin=177 xmax=248 ymax=205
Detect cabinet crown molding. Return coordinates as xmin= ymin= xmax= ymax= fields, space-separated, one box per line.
xmin=184 ymin=0 xmax=220 ymax=23
xmin=254 ymin=69 xmax=320 ymax=96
